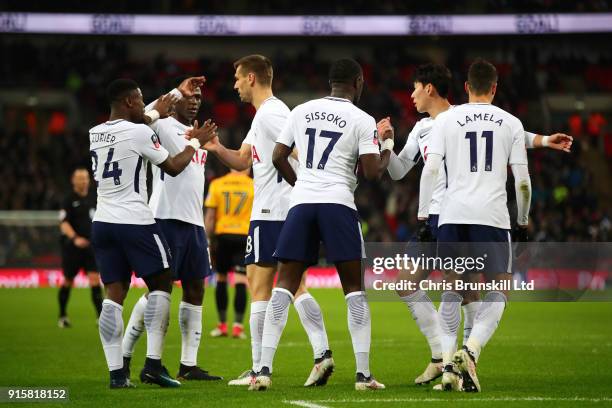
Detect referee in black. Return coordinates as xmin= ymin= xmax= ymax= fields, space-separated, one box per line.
xmin=58 ymin=167 xmax=102 ymax=328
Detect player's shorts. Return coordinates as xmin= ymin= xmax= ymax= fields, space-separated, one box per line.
xmin=244 ymin=220 xmax=284 ymax=266
xmin=274 ymin=203 xmax=365 ymax=265
xmin=91 ymin=221 xmax=172 ymax=284
xmin=405 ymin=214 xmax=440 ymax=259
xmin=156 ymin=219 xmax=212 ymax=281
xmin=215 ymin=234 xmax=247 ymax=275
xmin=61 ymin=245 xmax=97 ymax=280
xmin=437 ymin=223 xmax=512 ymax=278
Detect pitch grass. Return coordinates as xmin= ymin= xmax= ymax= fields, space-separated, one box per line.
xmin=0 ymin=288 xmax=611 ymax=408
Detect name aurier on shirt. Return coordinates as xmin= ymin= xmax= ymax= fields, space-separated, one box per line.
xmin=456 ymin=113 xmax=503 ymax=127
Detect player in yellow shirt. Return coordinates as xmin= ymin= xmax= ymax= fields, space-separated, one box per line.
xmin=205 ymin=169 xmax=254 ymax=339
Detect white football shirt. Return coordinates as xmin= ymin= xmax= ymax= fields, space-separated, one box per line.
xmin=148 ymin=117 xmax=207 ymax=227
xmin=89 ymin=119 xmax=169 ymax=225
xmin=277 ymin=96 xmax=380 ymax=210
xmin=242 ymin=96 xmax=294 ymax=221
xmin=428 ymin=103 xmax=528 ymax=229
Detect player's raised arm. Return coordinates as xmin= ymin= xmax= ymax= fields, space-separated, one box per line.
xmin=161 ymin=119 xmax=218 ymax=176
xmin=360 ymin=118 xmax=394 ymax=181
xmin=144 ymin=75 xmax=206 ymax=119
xmin=380 ymin=117 xmax=420 ymax=180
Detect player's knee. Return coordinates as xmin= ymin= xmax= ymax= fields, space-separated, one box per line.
xmin=182 ymin=279 xmax=204 ymax=305
xmin=104 ymin=282 xmax=129 ymax=305
xmin=144 ymin=269 xmax=174 ymax=294
xmin=462 ymin=290 xmax=481 ymax=304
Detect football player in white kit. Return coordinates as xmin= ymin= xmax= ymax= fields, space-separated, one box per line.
xmin=121 ymin=77 xmax=222 ymax=382
xmin=250 ymin=58 xmax=393 ymax=391
xmin=418 ymin=59 xmax=533 ymax=392
xmin=377 ymin=64 xmax=572 ymax=387
xmin=203 ymin=55 xmax=333 ymax=387
xmin=90 ymin=79 xmax=217 ymax=388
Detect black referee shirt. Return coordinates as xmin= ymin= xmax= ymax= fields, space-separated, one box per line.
xmin=60 ymin=191 xmax=96 ymax=245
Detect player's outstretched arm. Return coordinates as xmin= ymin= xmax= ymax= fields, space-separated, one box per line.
xmin=272 ymin=142 xmax=297 ymax=186
xmin=377 ymin=117 xmax=416 ymax=180
xmin=525 ymin=131 xmax=573 ymax=152
xmin=161 ymin=120 xmax=218 ymax=176
xmin=207 ymin=140 xmax=252 ymax=171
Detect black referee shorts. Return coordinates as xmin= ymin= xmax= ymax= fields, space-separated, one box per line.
xmin=215 ymin=234 xmax=247 ymax=275
xmin=62 ymin=244 xmax=98 ymax=280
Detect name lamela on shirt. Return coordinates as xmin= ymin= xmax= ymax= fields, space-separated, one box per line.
xmin=457 ymin=113 xmax=503 ymax=127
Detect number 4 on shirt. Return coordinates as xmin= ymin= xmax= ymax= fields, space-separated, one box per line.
xmin=90 ymin=148 xmax=123 ymax=185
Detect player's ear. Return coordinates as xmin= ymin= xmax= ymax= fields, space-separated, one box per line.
xmin=491 ymin=82 xmax=497 ymax=97
xmin=425 ymin=83 xmax=433 ymax=96
xmin=248 ymin=72 xmax=256 ymax=87
xmin=464 ymin=81 xmax=470 ymax=95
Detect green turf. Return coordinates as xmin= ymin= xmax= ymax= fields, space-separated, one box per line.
xmin=0 ymin=288 xmax=611 ymax=407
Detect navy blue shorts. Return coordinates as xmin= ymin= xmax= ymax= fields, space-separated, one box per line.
xmin=405 ymin=214 xmax=440 ymax=259
xmin=437 ymin=223 xmax=512 ymax=277
xmin=91 ymin=221 xmax=172 ymax=284
xmin=157 ymin=219 xmax=212 ymax=281
xmin=274 ymin=203 xmax=365 ymax=265
xmin=244 ymin=220 xmax=284 ymax=266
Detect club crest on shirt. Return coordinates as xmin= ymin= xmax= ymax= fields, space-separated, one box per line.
xmin=151 ymin=134 xmax=161 ymax=149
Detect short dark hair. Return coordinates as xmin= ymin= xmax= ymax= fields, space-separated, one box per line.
xmin=329 ymin=58 xmax=362 ymax=85
xmin=413 ymin=63 xmax=452 ymax=98
xmin=233 ymin=55 xmax=273 ymax=86
xmin=467 ymin=59 xmax=498 ymax=95
xmin=72 ymin=166 xmax=89 ymax=174
xmin=106 ymin=78 xmax=139 ymax=104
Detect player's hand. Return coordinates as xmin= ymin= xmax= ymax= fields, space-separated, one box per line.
xmin=416 ymin=219 xmax=434 ymax=242
xmin=512 ymin=225 xmax=530 ymax=242
xmin=187 ymin=119 xmax=218 ymax=145
xmin=153 ymin=93 xmax=180 ymax=118
xmin=178 ymin=76 xmax=206 ymax=97
xmin=546 ymin=133 xmax=573 ymax=153
xmin=377 ymin=117 xmax=394 ymax=141
xmin=203 ymin=135 xmax=221 ymax=151
xmin=73 ymin=236 xmax=90 ymax=248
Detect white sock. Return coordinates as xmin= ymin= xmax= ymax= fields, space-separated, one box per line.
xmin=465 ymin=291 xmax=507 ymax=362
xmin=260 ymin=288 xmax=293 ymax=373
xmin=179 ymin=301 xmax=202 ymax=367
xmin=294 ymin=293 xmax=329 ymax=360
xmin=122 ymin=294 xmax=147 ymax=358
xmin=249 ymin=301 xmax=268 ymax=372
xmin=144 ymin=290 xmax=171 ymax=360
xmin=438 ymin=291 xmax=463 ymax=365
xmin=346 ymin=291 xmax=371 ymax=377
xmin=462 ymin=301 xmax=481 ymax=344
xmin=400 ymin=290 xmax=442 ymax=360
xmin=99 ymin=299 xmax=124 ymax=371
